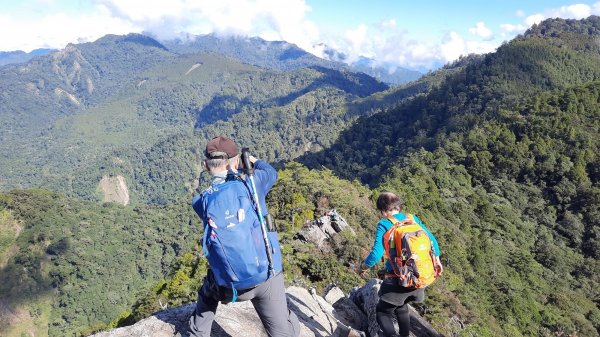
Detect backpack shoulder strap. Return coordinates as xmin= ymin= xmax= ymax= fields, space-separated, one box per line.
xmin=387 ymin=213 xmax=415 ymax=226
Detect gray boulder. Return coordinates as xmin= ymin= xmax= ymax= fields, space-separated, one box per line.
xmin=296 ymin=209 xmax=356 ymax=252
xmin=324 ymin=285 xmax=368 ymax=332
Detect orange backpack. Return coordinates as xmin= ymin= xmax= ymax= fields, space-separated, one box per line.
xmin=382 ymin=214 xmax=437 ymax=288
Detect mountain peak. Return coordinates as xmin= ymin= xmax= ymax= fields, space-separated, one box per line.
xmin=92 ymin=33 xmax=168 ymax=50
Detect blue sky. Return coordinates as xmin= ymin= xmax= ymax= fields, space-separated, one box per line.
xmin=1 ymin=0 xmax=599 ymax=71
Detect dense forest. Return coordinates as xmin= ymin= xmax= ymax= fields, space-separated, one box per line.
xmin=0 ymin=190 xmax=199 ymax=336
xmin=0 ymin=16 xmax=599 ymax=337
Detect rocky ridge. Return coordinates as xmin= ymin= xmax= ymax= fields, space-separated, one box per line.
xmin=91 ymin=279 xmax=441 ymax=337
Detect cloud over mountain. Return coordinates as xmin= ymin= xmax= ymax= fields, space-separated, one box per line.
xmin=2 ymin=1 xmax=600 ymax=71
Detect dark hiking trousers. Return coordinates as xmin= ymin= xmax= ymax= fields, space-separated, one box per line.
xmin=376 ymin=277 xmax=426 ymax=337
xmin=188 ymin=271 xmax=299 ymax=337
xmin=376 ymin=300 xmax=410 ymax=337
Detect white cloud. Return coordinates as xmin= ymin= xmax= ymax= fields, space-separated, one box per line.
xmin=468 ymin=22 xmax=494 ymax=40
xmin=499 ymin=23 xmax=528 ymax=38
xmin=0 ymin=0 xmax=319 ymax=53
xmin=0 ymin=8 xmax=139 ymax=52
xmin=331 ymin=20 xmax=500 ymax=71
xmin=343 ymin=24 xmax=371 ymax=60
xmin=549 ymin=3 xmax=591 ymax=18
xmin=465 ymin=40 xmax=497 ymax=55
xmin=330 ymin=0 xmax=600 ymax=71
xmin=498 ymin=3 xmax=597 ymax=43
xmin=94 ymin=0 xmax=320 ymax=50
xmin=525 ymin=14 xmax=545 ymax=26
xmin=500 ymin=23 xmax=526 ymax=34
xmin=517 ymin=3 xmax=594 ymax=34
xmin=97 ymin=0 xmax=186 ymax=23
xmin=380 ymin=19 xmax=397 ymax=30
xmin=3 ymin=0 xmax=600 ymax=71
xmin=440 ymin=31 xmax=466 ymax=63
xmin=376 ymin=37 xmax=439 ymax=70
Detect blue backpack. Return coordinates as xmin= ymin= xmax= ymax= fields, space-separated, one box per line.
xmin=196 ymin=178 xmax=282 ymax=299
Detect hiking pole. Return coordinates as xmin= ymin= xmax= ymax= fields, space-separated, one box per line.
xmin=241 ymin=148 xmax=275 ymax=278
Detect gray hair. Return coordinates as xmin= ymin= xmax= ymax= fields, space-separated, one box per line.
xmin=205 ymin=155 xmax=240 ymax=174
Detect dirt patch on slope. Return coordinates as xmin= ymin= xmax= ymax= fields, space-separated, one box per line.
xmin=0 ymin=212 xmax=22 ymax=268
xmin=99 ymin=175 xmax=130 ymax=205
xmin=0 ymin=298 xmax=25 ymax=329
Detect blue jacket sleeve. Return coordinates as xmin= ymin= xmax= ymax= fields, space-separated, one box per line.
xmin=362 ymin=221 xmax=388 ymax=268
xmin=250 ymin=160 xmax=278 ymax=215
xmin=191 ymin=194 xmax=204 ymax=220
xmin=413 ymin=215 xmax=440 ymax=257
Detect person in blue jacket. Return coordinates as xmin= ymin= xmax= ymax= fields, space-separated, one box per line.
xmin=188 ymin=135 xmax=299 ymax=337
xmin=356 ymin=192 xmax=443 ymax=337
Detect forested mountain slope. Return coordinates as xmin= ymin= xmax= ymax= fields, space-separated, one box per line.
xmin=0 ymin=33 xmax=388 ymax=204
xmin=300 ymin=16 xmax=600 ymax=184
xmin=113 ymin=82 xmax=600 ymax=337
xmin=297 ymin=16 xmax=600 ymax=336
xmin=0 ymin=190 xmax=199 ymax=336
xmin=111 ymin=17 xmax=600 ymax=335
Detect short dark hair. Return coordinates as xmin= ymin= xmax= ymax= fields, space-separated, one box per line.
xmin=376 ymin=192 xmax=403 ymax=212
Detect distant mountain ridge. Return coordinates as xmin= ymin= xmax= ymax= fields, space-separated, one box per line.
xmin=0 ymin=33 xmax=422 ymax=86
xmin=161 ymin=34 xmax=421 ymax=85
xmin=321 ymin=45 xmax=423 ymax=85
xmin=0 ymin=48 xmax=55 ymax=66
xmin=162 ymin=34 xmax=339 ymax=71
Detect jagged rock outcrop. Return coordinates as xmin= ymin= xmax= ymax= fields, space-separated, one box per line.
xmin=91 ymin=280 xmax=441 ymax=337
xmin=296 ymin=209 xmax=356 ymax=252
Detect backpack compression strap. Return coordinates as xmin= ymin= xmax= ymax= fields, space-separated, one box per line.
xmin=385 ymin=213 xmax=416 ymax=279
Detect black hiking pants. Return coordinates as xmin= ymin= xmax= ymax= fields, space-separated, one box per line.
xmin=375 ymin=278 xmax=426 ymax=337
xmin=376 ymin=300 xmax=410 ymax=337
